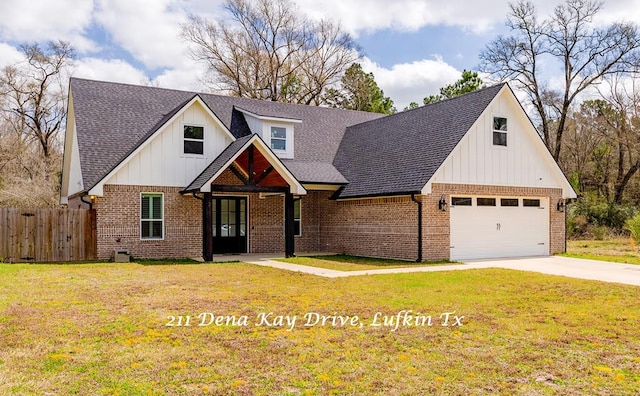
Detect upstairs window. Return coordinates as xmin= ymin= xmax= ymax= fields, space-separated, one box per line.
xmin=141 ymin=193 xmax=163 ymax=239
xmin=271 ymin=126 xmax=287 ymax=151
xmin=184 ymin=125 xmax=204 ymax=155
xmin=493 ymin=117 xmax=507 ymax=146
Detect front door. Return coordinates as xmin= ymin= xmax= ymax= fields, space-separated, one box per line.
xmin=213 ymin=197 xmax=247 ymax=254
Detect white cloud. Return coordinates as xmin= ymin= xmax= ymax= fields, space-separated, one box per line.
xmin=72 ymin=58 xmax=150 ymax=85
xmin=295 ymin=0 xmax=640 ymax=38
xmin=94 ymin=0 xmax=190 ymax=70
xmin=0 ymin=43 xmax=23 ymax=67
xmin=295 ymin=0 xmax=510 ymax=36
xmin=361 ymin=56 xmax=461 ymax=109
xmin=0 ymin=0 xmax=96 ymax=52
xmin=152 ymin=59 xmax=209 ymax=91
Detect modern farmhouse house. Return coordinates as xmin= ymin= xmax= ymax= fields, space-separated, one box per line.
xmin=60 ymin=78 xmax=576 ymax=262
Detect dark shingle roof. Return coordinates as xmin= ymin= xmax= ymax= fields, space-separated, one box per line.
xmin=70 ymin=78 xmax=383 ymax=191
xmin=333 ymin=83 xmax=506 ymax=198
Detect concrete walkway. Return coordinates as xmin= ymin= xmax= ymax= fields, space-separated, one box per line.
xmin=241 ymin=255 xmax=640 ymax=286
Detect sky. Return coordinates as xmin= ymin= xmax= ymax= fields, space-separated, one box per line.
xmin=0 ymin=0 xmax=639 ymax=109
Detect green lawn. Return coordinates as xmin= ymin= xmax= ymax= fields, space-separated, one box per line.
xmin=0 ymin=262 xmax=638 ymax=394
xmin=564 ymin=238 xmax=640 ymax=265
xmin=277 ymin=254 xmax=454 ymax=271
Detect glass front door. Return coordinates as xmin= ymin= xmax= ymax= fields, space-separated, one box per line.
xmin=213 ymin=197 xmax=247 ymax=254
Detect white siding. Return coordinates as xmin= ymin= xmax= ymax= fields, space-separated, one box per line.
xmin=67 ymin=123 xmax=84 ymax=196
xmin=244 ymin=113 xmax=263 ymax=136
xmin=106 ymin=101 xmax=233 ymax=187
xmin=430 ymin=90 xmax=564 ymax=190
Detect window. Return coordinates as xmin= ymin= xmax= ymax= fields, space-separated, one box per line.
xmin=477 ymin=197 xmax=496 ymax=206
xmin=523 ymin=199 xmax=541 ymax=207
xmin=271 ymin=126 xmax=287 ymax=151
xmin=493 ymin=117 xmax=507 ymax=146
xmin=141 ymin=193 xmax=163 ymax=239
xmin=451 ymin=197 xmax=472 ymax=206
xmin=294 ymin=198 xmax=301 ymax=236
xmin=184 ymin=125 xmax=204 ymax=155
xmin=501 ymin=198 xmax=519 ymax=207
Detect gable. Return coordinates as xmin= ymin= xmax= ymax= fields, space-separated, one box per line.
xmin=333 ymin=84 xmax=506 ymax=199
xmin=92 ymin=100 xmax=233 ymax=194
xmin=426 ymin=86 xmax=576 ymax=198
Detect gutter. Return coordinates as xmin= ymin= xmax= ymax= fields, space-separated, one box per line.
xmin=80 ymin=193 xmax=93 ymax=210
xmin=411 ymin=194 xmax=423 ymax=262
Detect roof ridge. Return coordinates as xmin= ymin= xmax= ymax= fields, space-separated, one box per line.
xmin=70 ymin=77 xmax=386 ymax=118
xmin=344 ymin=82 xmax=506 ymax=130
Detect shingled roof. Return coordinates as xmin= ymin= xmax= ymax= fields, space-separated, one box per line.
xmin=70 ymin=78 xmax=506 ymax=199
xmin=70 ymin=78 xmax=383 ymax=191
xmin=333 ymin=83 xmax=506 ymax=198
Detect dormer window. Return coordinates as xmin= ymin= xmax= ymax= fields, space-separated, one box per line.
xmin=270 ymin=126 xmax=287 ymax=151
xmin=493 ymin=117 xmax=507 ymax=146
xmin=184 ymin=125 xmax=204 ymax=155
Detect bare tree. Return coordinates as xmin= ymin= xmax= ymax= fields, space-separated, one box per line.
xmin=480 ymin=0 xmax=640 ymax=160
xmin=0 ymin=40 xmax=73 ymax=207
xmin=0 ymin=41 xmax=73 ymax=159
xmin=181 ymin=0 xmax=359 ymax=105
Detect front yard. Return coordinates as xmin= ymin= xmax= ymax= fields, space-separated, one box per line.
xmin=565 ymin=238 xmax=640 ymax=265
xmin=0 ymin=260 xmax=639 ymax=395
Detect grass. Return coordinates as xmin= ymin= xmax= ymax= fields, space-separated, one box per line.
xmin=0 ymin=262 xmax=639 ymax=394
xmin=278 ymin=254 xmax=454 ymax=271
xmin=564 ymin=238 xmax=640 ymax=265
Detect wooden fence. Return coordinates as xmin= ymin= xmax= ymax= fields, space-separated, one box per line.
xmin=0 ymin=208 xmax=97 ymax=263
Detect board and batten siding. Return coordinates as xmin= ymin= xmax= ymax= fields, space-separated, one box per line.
xmin=106 ymin=101 xmax=233 ymax=187
xmin=429 ymin=90 xmax=564 ymax=190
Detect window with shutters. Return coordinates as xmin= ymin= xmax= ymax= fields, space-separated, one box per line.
xmin=141 ymin=193 xmax=163 ymax=239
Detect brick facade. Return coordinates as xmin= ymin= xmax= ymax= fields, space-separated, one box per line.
xmin=80 ymin=180 xmax=566 ymax=261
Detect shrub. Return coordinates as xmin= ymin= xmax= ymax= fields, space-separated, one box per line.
xmin=626 ymin=213 xmax=640 ymax=243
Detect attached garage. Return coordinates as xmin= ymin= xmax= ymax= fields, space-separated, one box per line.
xmin=449 ymin=196 xmax=549 ymax=260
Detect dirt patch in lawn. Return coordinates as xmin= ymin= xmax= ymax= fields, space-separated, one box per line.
xmin=277 ymin=254 xmax=456 ymax=271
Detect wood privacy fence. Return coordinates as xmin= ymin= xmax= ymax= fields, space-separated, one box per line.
xmin=0 ymin=208 xmax=97 ymax=263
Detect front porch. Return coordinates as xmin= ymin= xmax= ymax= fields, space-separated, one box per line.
xmin=181 ymin=134 xmax=307 ymax=261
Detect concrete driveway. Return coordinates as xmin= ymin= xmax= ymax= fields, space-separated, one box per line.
xmin=246 ymin=256 xmax=640 ymax=286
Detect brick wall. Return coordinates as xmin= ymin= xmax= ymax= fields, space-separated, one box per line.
xmin=94 ymin=185 xmax=201 ymax=260
xmin=315 ymin=193 xmax=420 ymax=261
xmin=87 ymin=181 xmax=565 ymax=261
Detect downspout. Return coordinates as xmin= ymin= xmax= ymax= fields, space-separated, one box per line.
xmin=80 ymin=193 xmax=93 ymax=209
xmin=411 ymin=194 xmax=423 ymax=262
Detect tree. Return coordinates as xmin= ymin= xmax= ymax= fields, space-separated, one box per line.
xmin=0 ymin=41 xmax=73 ymax=158
xmin=480 ymin=0 xmax=640 ymax=160
xmin=323 ymin=63 xmax=394 ymax=114
xmin=181 ymin=0 xmax=359 ymax=105
xmin=423 ymin=70 xmax=485 ymax=104
xmin=0 ymin=40 xmax=73 ymax=207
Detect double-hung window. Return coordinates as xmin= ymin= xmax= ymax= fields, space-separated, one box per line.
xmin=141 ymin=193 xmax=163 ymax=239
xmin=493 ymin=117 xmax=507 ymax=146
xmin=271 ymin=126 xmax=287 ymax=151
xmin=294 ymin=198 xmax=301 ymax=236
xmin=184 ymin=125 xmax=204 ymax=155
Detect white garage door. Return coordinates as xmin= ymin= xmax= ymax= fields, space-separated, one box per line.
xmin=450 ymin=196 xmax=549 ymax=260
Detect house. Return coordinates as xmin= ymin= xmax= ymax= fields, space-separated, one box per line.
xmin=60 ymin=78 xmax=576 ymax=262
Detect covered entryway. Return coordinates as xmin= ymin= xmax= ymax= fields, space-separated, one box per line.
xmin=212 ymin=197 xmax=247 ymax=254
xmin=450 ymin=196 xmax=549 ymax=260
xmin=182 ymin=134 xmax=306 ymax=261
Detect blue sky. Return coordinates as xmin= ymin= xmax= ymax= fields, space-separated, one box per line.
xmin=0 ymin=0 xmax=638 ymax=109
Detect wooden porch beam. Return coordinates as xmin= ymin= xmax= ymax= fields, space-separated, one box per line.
xmin=211 ymin=184 xmax=289 ymax=193
xmin=254 ymin=165 xmax=274 ymax=185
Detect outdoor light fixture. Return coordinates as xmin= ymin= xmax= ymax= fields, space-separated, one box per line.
xmin=557 ymin=199 xmax=565 ymax=212
xmin=438 ymin=196 xmax=448 ymax=212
